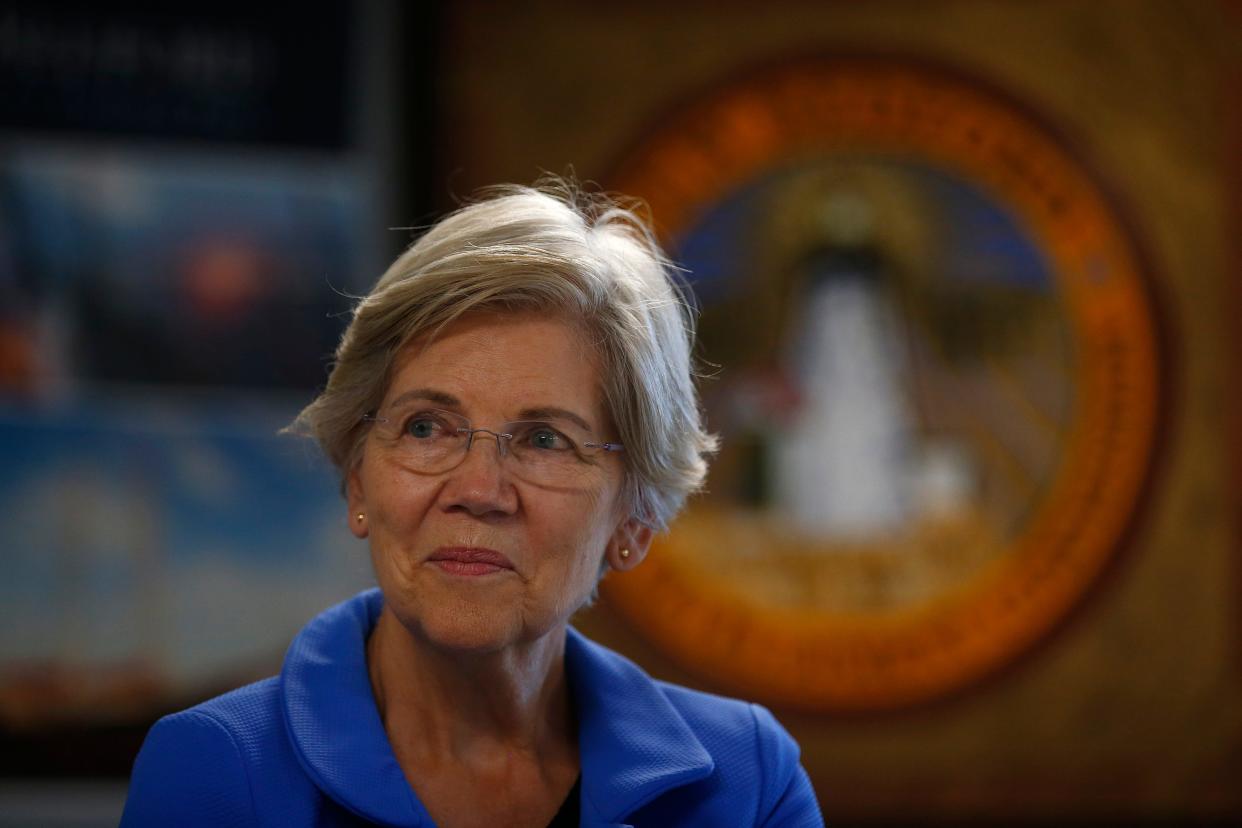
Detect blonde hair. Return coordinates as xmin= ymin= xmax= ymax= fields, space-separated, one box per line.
xmin=290 ymin=179 xmax=716 ymax=530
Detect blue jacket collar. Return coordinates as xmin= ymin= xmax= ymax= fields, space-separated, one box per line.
xmin=281 ymin=589 xmax=713 ymax=827
xmin=564 ymin=626 xmax=715 ymax=825
xmin=280 ymin=588 xmax=430 ymax=826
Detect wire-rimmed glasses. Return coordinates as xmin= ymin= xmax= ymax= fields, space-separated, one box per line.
xmin=361 ymin=406 xmax=624 ymax=486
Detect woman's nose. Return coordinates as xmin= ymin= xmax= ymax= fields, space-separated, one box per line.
xmin=440 ymin=432 xmax=517 ymax=516
xmin=464 ymin=428 xmax=510 ymax=457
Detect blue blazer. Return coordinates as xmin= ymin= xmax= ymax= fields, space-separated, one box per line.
xmin=121 ymin=589 xmax=822 ymax=827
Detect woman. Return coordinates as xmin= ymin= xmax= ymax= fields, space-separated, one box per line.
xmin=121 ymin=181 xmax=823 ymax=827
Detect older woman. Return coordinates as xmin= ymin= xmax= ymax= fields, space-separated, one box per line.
xmin=121 ymin=181 xmax=823 ymax=827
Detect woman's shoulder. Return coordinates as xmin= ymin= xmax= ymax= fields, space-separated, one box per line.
xmin=568 ymin=627 xmax=797 ymax=755
xmin=121 ymin=602 xmax=387 ymax=828
xmin=123 ymin=675 xmax=355 ymax=827
xmin=656 ymin=680 xmax=800 ymax=759
xmin=656 ymin=680 xmax=810 ymax=801
xmin=135 ymin=676 xmax=281 ymax=761
xmin=120 ymin=678 xmax=283 ymax=827
xmin=122 ymin=591 xmax=396 ymax=827
xmin=645 ymin=681 xmax=824 ymax=825
xmin=154 ymin=676 xmax=285 ymax=751
xmin=566 ymin=629 xmax=823 ymax=825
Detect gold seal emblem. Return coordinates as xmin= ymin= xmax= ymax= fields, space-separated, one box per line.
xmin=604 ymin=57 xmax=1163 ymax=711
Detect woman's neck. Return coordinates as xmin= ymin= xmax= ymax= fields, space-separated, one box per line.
xmin=365 ymin=606 xmax=576 ymax=768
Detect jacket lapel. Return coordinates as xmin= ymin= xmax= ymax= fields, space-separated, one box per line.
xmin=281 ymin=589 xmax=432 ymax=827
xmin=281 ymin=591 xmax=714 ymax=827
xmin=566 ymin=628 xmax=715 ymax=826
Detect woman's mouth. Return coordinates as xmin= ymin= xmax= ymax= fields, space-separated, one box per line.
xmin=426 ymin=547 xmax=515 ymax=577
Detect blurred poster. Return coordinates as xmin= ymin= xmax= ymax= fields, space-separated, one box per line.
xmin=605 ymin=56 xmax=1164 ymax=711
xmin=0 ymin=398 xmax=371 ymax=729
xmin=0 ymin=148 xmax=376 ymax=755
xmin=1 ymin=148 xmax=370 ymax=392
xmin=0 ymin=11 xmax=383 ymax=772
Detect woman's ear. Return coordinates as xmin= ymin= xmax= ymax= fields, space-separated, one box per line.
xmin=347 ymin=466 xmax=369 ymax=540
xmin=608 ymin=518 xmax=654 ymax=571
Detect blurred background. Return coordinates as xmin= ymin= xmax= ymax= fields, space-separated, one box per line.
xmin=1 ymin=1 xmax=1238 ymax=825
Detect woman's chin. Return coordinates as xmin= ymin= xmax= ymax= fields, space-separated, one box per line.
xmin=410 ymin=600 xmax=529 ymax=655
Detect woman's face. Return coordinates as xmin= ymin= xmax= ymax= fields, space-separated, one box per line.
xmin=349 ymin=311 xmax=647 ymax=654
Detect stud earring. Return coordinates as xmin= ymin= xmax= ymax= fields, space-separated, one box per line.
xmin=620 ymin=548 xmax=631 ymax=560
xmin=356 ymin=513 xmax=365 ymax=523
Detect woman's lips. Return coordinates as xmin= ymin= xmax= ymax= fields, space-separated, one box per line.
xmin=427 ymin=547 xmax=514 ymax=577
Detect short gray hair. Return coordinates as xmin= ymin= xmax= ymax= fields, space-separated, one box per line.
xmin=290 ymin=179 xmax=716 ymax=530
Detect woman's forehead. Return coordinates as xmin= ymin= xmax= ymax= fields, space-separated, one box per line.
xmin=384 ymin=312 xmax=609 ymax=424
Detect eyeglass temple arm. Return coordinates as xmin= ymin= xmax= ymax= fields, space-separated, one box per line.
xmin=585 ymin=441 xmax=624 ymax=452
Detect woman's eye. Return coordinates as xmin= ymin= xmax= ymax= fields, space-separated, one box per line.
xmin=405 ymin=417 xmax=442 ymax=439
xmin=526 ymin=427 xmax=570 ymax=451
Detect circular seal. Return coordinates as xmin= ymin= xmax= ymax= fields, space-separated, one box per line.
xmin=603 ymin=56 xmax=1164 ymax=711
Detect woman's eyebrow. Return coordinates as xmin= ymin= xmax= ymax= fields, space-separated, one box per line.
xmin=387 ymin=391 xmax=595 ymax=433
xmin=387 ymin=388 xmax=461 ymax=409
xmin=517 ymin=407 xmax=594 ymax=433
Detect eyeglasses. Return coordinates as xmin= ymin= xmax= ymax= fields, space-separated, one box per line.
xmin=361 ymin=406 xmax=624 ymax=486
